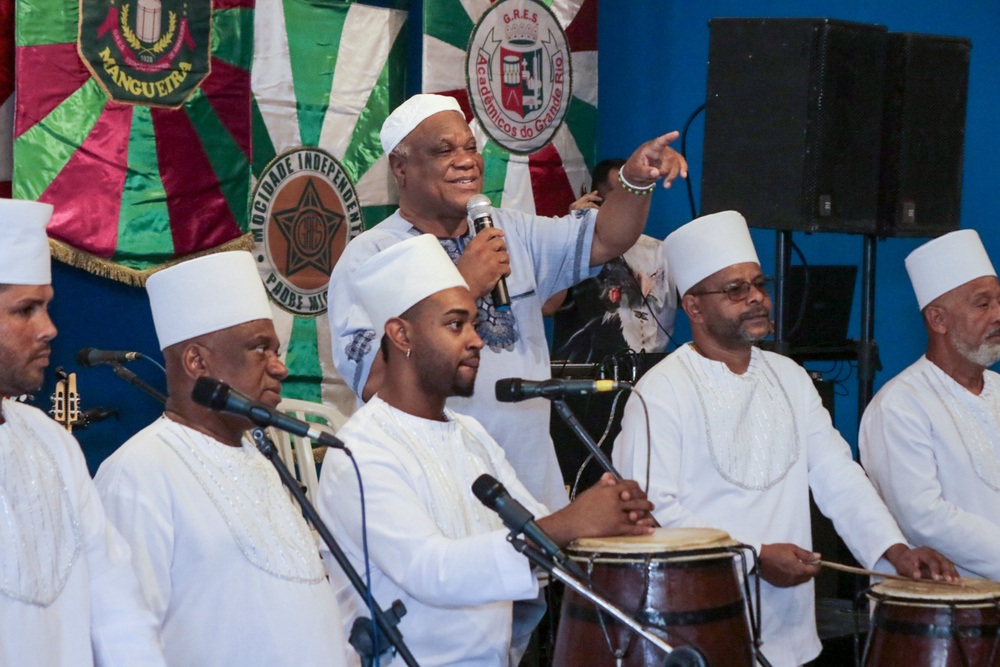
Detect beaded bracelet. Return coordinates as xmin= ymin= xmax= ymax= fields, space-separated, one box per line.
xmin=618 ymin=168 xmax=656 ymax=195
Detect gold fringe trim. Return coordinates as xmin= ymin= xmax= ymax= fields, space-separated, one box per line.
xmin=48 ymin=234 xmax=257 ymax=287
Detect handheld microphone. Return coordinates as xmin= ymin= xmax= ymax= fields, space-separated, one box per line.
xmin=467 ymin=194 xmax=511 ymax=311
xmin=191 ymin=377 xmax=345 ymax=450
xmin=472 ymin=474 xmax=582 ymax=576
xmin=495 ymin=377 xmax=629 ymax=403
xmin=77 ymin=347 xmax=144 ymax=367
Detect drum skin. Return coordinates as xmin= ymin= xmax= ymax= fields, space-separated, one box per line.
xmin=864 ymin=580 xmax=1000 ymax=667
xmin=552 ymin=546 xmax=754 ymax=666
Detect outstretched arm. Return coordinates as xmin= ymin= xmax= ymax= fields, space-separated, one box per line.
xmin=590 ymin=131 xmax=688 ymax=266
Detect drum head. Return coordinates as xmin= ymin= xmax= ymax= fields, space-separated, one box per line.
xmin=568 ymin=527 xmax=738 ymax=554
xmin=871 ymin=577 xmax=1000 ymax=604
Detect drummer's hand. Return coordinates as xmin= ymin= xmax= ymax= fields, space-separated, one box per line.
xmin=538 ymin=475 xmax=655 ymax=546
xmin=884 ymin=544 xmax=960 ymax=582
xmin=595 ymin=472 xmax=654 ymax=523
xmin=758 ymin=543 xmax=821 ymax=588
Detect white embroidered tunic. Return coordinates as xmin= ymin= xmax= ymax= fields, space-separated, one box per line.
xmin=613 ymin=345 xmax=905 ymax=667
xmin=0 ymin=400 xmax=165 ymax=667
xmin=95 ymin=417 xmax=347 ymax=666
xmin=316 ymin=396 xmax=547 ymax=667
xmin=861 ymin=355 xmax=1000 ymax=580
xmin=327 ymin=208 xmax=602 ymax=512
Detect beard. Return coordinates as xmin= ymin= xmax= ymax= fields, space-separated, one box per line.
xmin=952 ymin=333 xmax=1000 ymax=368
xmin=414 ymin=349 xmax=479 ymax=399
xmin=707 ymin=306 xmax=773 ymax=345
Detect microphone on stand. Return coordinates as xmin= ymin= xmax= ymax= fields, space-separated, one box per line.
xmin=472 ymin=474 xmax=585 ymax=579
xmin=467 ymin=194 xmax=511 ymax=311
xmin=76 ymin=347 xmax=144 ymax=367
xmin=495 ymin=377 xmax=630 ymax=403
xmin=191 ymin=377 xmax=346 ymax=451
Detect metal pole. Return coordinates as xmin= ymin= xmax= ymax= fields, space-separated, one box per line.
xmin=858 ymin=235 xmax=878 ymax=416
xmin=773 ymin=231 xmax=792 ymax=354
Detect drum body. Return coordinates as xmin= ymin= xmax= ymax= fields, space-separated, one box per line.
xmin=864 ymin=579 xmax=1000 ymax=666
xmin=552 ymin=528 xmax=754 ymax=667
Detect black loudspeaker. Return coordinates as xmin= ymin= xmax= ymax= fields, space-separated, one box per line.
xmin=701 ymin=18 xmax=888 ymax=233
xmin=877 ymin=33 xmax=971 ymax=238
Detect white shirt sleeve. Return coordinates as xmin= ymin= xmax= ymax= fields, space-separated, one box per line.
xmin=66 ymin=438 xmax=166 ymax=667
xmin=327 ymin=233 xmax=402 ymax=399
xmin=95 ymin=445 xmax=176 ymax=629
xmin=802 ymin=376 xmax=906 ymax=569
xmin=861 ymin=394 xmax=1000 ymax=579
xmin=503 ymin=208 xmax=601 ymax=302
xmin=318 ymin=447 xmax=539 ymax=609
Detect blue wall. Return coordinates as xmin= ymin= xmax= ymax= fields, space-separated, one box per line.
xmin=598 ymin=1 xmax=1000 ymax=449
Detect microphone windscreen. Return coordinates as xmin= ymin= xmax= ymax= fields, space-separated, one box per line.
xmin=495 ymin=378 xmax=521 ymax=403
xmin=466 ymin=193 xmax=492 ymax=220
xmin=191 ymin=377 xmax=228 ymax=410
xmin=76 ymin=347 xmax=96 ymax=367
xmin=472 ymin=474 xmax=504 ymax=508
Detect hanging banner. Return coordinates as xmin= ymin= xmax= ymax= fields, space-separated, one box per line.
xmin=13 ymin=0 xmax=254 ymax=284
xmin=423 ymin=0 xmax=597 ymax=216
xmin=0 ymin=0 xmax=14 ymax=197
xmin=252 ymin=0 xmax=405 ymax=406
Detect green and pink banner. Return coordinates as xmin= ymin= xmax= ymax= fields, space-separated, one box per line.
xmin=13 ymin=0 xmax=253 ymax=284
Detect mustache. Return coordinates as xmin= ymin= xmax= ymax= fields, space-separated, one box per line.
xmin=30 ymin=344 xmax=52 ymax=359
xmin=739 ymin=308 xmax=770 ymax=322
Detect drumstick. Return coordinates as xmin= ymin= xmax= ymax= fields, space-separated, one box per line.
xmin=812 ymin=560 xmax=965 ymax=586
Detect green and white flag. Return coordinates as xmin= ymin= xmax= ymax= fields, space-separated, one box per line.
xmin=251 ymin=0 xmax=405 ymax=409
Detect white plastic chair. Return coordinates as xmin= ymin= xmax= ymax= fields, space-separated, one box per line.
xmin=270 ymin=398 xmax=349 ymax=505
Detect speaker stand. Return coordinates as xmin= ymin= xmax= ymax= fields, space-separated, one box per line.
xmin=771 ymin=232 xmax=880 ymax=419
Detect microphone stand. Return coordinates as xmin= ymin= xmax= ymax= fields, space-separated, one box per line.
xmin=249 ymin=428 xmax=419 ymax=667
xmin=551 ymin=398 xmax=623 ymax=480
xmin=507 ymin=535 xmax=706 ymax=667
xmin=110 ymin=362 xmax=168 ymax=405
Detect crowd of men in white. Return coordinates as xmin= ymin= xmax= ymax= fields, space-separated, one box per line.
xmin=2 ymin=93 xmax=997 ymax=667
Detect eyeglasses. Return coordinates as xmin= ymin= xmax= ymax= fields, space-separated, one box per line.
xmin=689 ymin=277 xmax=773 ymax=302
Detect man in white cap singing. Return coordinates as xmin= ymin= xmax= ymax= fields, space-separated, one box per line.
xmin=95 ymin=251 xmax=348 ymax=666
xmin=327 ymin=93 xmax=687 ymax=512
xmin=317 ymin=234 xmax=655 ymax=667
xmin=0 ymin=200 xmax=166 ymax=666
xmin=612 ymin=211 xmax=956 ymax=667
xmin=861 ymin=230 xmax=1000 ymax=580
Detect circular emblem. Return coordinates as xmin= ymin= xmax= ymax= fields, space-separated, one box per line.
xmin=465 ymin=0 xmax=572 ymax=155
xmin=78 ymin=0 xmax=211 ymax=108
xmin=250 ymin=147 xmax=363 ymax=317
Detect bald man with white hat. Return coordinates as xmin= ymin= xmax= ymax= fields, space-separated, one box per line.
xmin=0 ymin=200 xmax=167 ymax=666
xmin=327 ymin=93 xmax=688 ymax=512
xmin=318 ymin=234 xmax=654 ymax=667
xmin=613 ymin=211 xmax=955 ymax=667
xmin=861 ymin=229 xmax=1000 ymax=581
xmin=95 ymin=251 xmax=348 ymax=667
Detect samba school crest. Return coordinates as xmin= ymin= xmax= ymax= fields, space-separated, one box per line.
xmin=466 ymin=0 xmax=571 ymax=155
xmin=78 ymin=0 xmax=212 ymax=107
xmin=251 ymin=148 xmax=363 ymax=317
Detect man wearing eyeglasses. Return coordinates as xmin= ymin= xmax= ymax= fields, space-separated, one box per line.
xmin=612 ymin=211 xmax=956 ymax=667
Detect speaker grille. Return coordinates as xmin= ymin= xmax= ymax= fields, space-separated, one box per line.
xmin=702 ymin=18 xmax=888 ymax=233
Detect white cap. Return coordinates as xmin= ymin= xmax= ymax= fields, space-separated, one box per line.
xmin=665 ymin=211 xmax=760 ymax=296
xmin=380 ymin=94 xmax=463 ymax=155
xmin=146 ymin=251 xmax=273 ymax=350
xmin=905 ymin=229 xmax=997 ymax=310
xmin=0 ymin=200 xmax=54 ymax=285
xmin=353 ymin=234 xmax=469 ymax=337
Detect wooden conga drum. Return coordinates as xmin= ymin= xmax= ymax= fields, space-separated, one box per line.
xmin=552 ymin=527 xmax=754 ymax=667
xmin=864 ymin=578 xmax=1000 ymax=666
